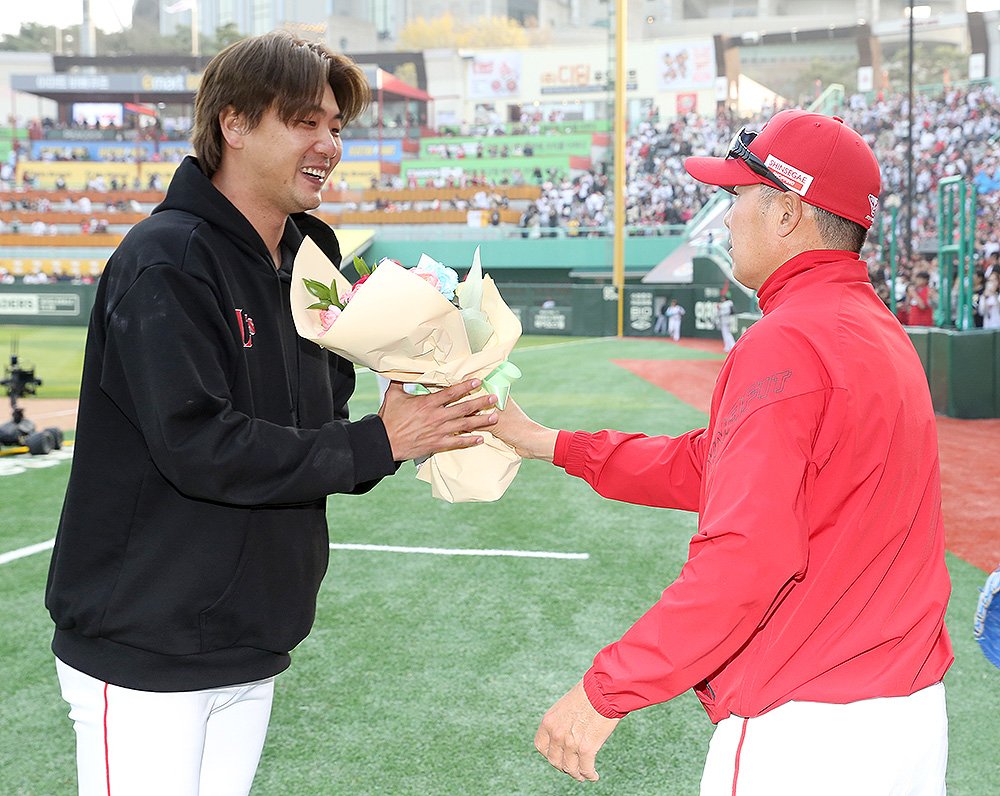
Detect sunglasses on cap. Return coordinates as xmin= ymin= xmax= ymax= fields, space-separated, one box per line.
xmin=727 ymin=128 xmax=791 ymax=192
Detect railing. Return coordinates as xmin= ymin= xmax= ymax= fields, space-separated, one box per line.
xmin=0 ymin=211 xmax=147 ymax=226
xmin=330 ymin=185 xmax=543 ymax=204
xmin=0 ymin=233 xmax=123 ymax=247
xmin=808 ymin=83 xmax=845 ymax=116
xmin=0 ymin=190 xmax=165 ymax=204
xmin=324 ymin=208 xmax=524 ymax=226
xmin=913 ymin=77 xmax=998 ymax=97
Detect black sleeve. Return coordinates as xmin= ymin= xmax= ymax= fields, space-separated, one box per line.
xmin=326 ymin=351 xmax=399 ymax=495
xmin=98 ymin=264 xmax=396 ymax=506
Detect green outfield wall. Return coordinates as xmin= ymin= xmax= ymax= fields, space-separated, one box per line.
xmin=366 ymin=234 xmax=684 ymax=281
xmin=907 ymin=327 xmax=1000 ymax=419
xmin=0 ymin=282 xmax=99 ymax=326
xmin=3 ymin=237 xmax=996 ymax=418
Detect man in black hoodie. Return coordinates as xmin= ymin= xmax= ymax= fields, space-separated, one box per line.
xmin=46 ymin=31 xmax=498 ymax=795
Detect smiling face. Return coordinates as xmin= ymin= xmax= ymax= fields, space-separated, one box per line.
xmin=218 ymin=83 xmax=343 ymax=224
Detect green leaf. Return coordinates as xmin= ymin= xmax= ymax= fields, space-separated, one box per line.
xmin=353 ymin=255 xmax=371 ymax=278
xmin=303 ymin=278 xmax=331 ymax=302
xmin=305 ymin=301 xmax=330 ymax=310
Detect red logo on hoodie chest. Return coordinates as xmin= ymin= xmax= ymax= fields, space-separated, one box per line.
xmin=234 ymin=308 xmax=256 ymax=348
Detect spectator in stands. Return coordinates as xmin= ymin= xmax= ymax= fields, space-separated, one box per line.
xmin=23 ymin=266 xmax=49 ymax=284
xmin=907 ymin=271 xmax=937 ymax=327
xmin=971 ymin=270 xmax=986 ymax=328
xmin=980 ymin=272 xmax=1000 ymax=329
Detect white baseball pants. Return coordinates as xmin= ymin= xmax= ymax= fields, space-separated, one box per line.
xmin=720 ymin=322 xmax=736 ymax=352
xmin=56 ymin=657 xmax=275 ymax=796
xmin=700 ymin=682 xmax=947 ymax=795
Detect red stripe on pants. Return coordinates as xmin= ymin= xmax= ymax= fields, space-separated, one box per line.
xmin=732 ymin=717 xmax=749 ymax=796
xmin=103 ymin=682 xmax=111 ymax=795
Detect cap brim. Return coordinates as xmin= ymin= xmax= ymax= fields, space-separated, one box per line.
xmin=684 ymin=155 xmax=761 ymax=190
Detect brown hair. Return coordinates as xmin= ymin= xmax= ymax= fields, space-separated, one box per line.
xmin=191 ymin=30 xmax=371 ymax=176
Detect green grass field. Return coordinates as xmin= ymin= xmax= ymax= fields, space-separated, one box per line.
xmin=0 ymin=326 xmax=88 ymax=399
xmin=1 ymin=329 xmax=998 ymax=794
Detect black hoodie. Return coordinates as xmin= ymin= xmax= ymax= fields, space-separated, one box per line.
xmin=45 ymin=157 xmax=396 ymax=691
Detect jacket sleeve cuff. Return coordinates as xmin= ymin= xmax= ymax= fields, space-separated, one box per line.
xmin=583 ymin=668 xmax=630 ymax=719
xmin=554 ymin=430 xmax=594 ymax=477
xmin=343 ymin=413 xmax=397 ymax=484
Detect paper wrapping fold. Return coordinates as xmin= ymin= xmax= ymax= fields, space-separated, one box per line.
xmin=291 ymin=237 xmax=522 ymax=502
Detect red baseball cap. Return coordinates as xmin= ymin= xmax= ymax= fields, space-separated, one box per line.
xmin=684 ymin=110 xmax=881 ymax=229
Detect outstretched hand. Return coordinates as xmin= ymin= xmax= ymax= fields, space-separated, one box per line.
xmin=490 ymin=397 xmax=559 ymax=462
xmin=535 ymin=679 xmax=620 ymax=782
xmin=378 ymin=379 xmax=498 ymax=462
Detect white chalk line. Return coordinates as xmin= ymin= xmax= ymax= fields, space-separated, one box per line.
xmin=0 ymin=539 xmax=587 ymax=566
xmin=513 ymin=337 xmax=616 ymax=354
xmin=330 ymin=542 xmax=588 ymax=560
xmin=0 ymin=539 xmax=55 ymax=565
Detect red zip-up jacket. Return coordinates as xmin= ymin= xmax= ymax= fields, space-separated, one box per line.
xmin=557 ymin=250 xmax=953 ymax=723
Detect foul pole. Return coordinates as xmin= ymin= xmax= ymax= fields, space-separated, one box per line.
xmin=613 ymin=0 xmax=628 ymax=336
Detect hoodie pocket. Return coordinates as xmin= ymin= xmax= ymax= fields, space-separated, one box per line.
xmin=198 ymin=505 xmax=329 ymax=654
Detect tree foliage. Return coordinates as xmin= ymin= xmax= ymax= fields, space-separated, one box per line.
xmin=882 ymin=42 xmax=967 ymax=89
xmin=0 ymin=23 xmax=64 ymax=52
xmin=399 ymin=13 xmax=528 ymax=50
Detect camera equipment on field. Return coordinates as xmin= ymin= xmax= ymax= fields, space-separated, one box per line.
xmin=0 ymin=339 xmax=64 ymax=456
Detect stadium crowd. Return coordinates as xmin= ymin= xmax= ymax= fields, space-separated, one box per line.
xmin=507 ymin=83 xmax=1000 ymax=323
xmin=4 ymin=83 xmax=999 ymax=325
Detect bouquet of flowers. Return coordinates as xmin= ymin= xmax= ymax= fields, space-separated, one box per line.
xmin=290 ymin=237 xmax=523 ymax=502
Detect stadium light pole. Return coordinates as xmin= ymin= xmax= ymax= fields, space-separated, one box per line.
xmin=613 ymin=0 xmax=627 ymax=337
xmin=191 ymin=0 xmax=200 ymax=58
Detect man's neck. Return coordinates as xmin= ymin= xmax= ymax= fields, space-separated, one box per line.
xmin=211 ymin=168 xmax=286 ymax=267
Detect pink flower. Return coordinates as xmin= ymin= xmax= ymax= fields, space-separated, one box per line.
xmin=318 ymin=306 xmax=341 ymax=336
xmin=417 ymin=272 xmax=440 ymax=290
xmin=339 ymin=273 xmax=371 ymax=306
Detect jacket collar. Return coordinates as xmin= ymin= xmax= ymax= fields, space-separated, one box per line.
xmin=756 ymin=249 xmax=865 ymax=314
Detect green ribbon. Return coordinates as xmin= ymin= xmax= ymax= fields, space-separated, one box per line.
xmin=402 ymin=360 xmax=521 ymax=409
xmin=481 ymin=360 xmax=521 ymax=409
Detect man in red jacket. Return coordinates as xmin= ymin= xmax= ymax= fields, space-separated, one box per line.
xmin=494 ymin=110 xmax=953 ymax=794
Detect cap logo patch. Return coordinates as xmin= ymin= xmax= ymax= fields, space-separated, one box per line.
xmin=763 ymin=154 xmax=813 ymax=196
xmin=867 ymin=194 xmax=879 ymax=222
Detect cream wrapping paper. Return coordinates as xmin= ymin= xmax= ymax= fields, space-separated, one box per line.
xmin=290 ymin=237 xmax=523 ymax=502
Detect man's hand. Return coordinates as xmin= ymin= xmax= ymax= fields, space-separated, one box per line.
xmin=378 ymin=379 xmax=498 ymax=462
xmin=490 ymin=398 xmax=559 ymax=462
xmin=535 ymin=679 xmax=620 ymax=782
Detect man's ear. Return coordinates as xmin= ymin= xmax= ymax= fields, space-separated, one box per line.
xmin=774 ymin=191 xmax=804 ymax=239
xmin=219 ymin=107 xmax=247 ymax=149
